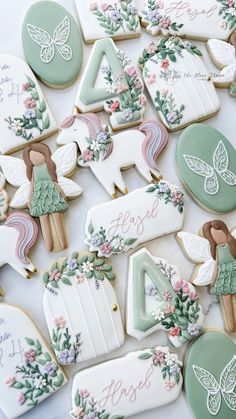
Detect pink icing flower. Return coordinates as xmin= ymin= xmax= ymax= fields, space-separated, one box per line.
xmin=22 ymin=82 xmax=31 ymax=91
xmin=79 ymin=389 xmax=90 ymax=399
xmin=164 ymin=380 xmax=176 ymax=390
xmin=24 ymin=349 xmax=36 ymax=363
xmin=5 ymin=376 xmax=16 ymax=386
xmin=89 ymin=2 xmax=98 ymax=11
xmin=100 ymin=242 xmax=112 ymax=255
xmin=17 ymin=392 xmax=26 ymax=405
xmin=139 ymin=94 xmax=146 ymax=106
xmin=115 ymin=82 xmax=128 ymax=94
xmin=145 ymin=44 xmax=158 ymax=54
xmin=54 ymin=316 xmax=66 ymax=329
xmin=153 ymin=350 xmax=165 ymax=365
xmin=75 ymin=273 xmax=86 ymax=284
xmin=220 ymin=20 xmax=227 ymax=29
xmin=114 ymin=72 xmax=123 ymax=81
xmin=161 ymin=88 xmax=169 ymax=97
xmin=165 ymin=304 xmax=176 ymax=314
xmin=23 ymin=97 xmax=36 ymax=109
xmin=110 ymin=101 xmax=120 ymax=112
xmin=100 ymin=3 xmax=109 ymax=11
xmin=170 ymin=326 xmax=181 ymax=337
xmin=72 ymin=406 xmax=85 ymax=418
xmin=124 ymin=65 xmax=137 ymax=78
xmin=49 ymin=269 xmax=61 ymax=282
xmin=163 ymin=290 xmax=172 ymax=301
xmin=159 ymin=17 xmax=171 ymax=29
xmin=172 ymin=191 xmax=183 ymax=204
xmin=161 ymin=59 xmax=170 ymax=69
xmin=173 ymin=278 xmax=189 ymax=294
xmin=227 ymin=0 xmax=234 ymax=6
xmin=189 ymin=292 xmax=199 ymax=302
xmin=146 ymin=73 xmax=156 ymax=85
xmin=82 ymin=149 xmax=94 ymax=161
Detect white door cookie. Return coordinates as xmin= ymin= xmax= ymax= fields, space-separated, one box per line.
xmin=43 ymin=251 xmax=124 ymax=365
xmin=140 ymin=36 xmax=220 ymax=131
xmin=0 ymin=55 xmax=57 ymax=154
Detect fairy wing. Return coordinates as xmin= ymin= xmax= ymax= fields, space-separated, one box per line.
xmin=27 ymin=23 xmax=54 ymax=63
xmin=177 ymin=232 xmax=212 ymax=263
xmin=58 ymin=177 xmax=83 ymax=199
xmin=53 ymin=16 xmax=72 ymax=61
xmin=0 ymin=156 xmax=30 ymax=209
xmin=193 ymin=365 xmax=221 ymax=415
xmin=220 ymin=356 xmax=236 ymax=412
xmin=192 ymin=258 xmax=216 ymax=286
xmin=183 ymin=154 xmax=219 ymax=194
xmin=208 ymin=39 xmax=236 ymax=67
xmin=213 ymin=140 xmax=236 ymax=186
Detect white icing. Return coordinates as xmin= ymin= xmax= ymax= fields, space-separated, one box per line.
xmin=0 ymin=303 xmax=67 ymax=419
xmin=0 ymin=173 xmax=9 ymax=222
xmin=207 ymin=39 xmax=236 ymax=85
xmin=70 ymin=346 xmax=183 ymax=418
xmin=0 ymin=55 xmax=57 ymax=155
xmin=0 ymin=143 xmax=83 ymax=209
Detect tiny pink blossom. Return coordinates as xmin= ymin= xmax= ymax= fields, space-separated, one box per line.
xmin=161 ymin=59 xmax=170 ymax=69
xmin=164 ymin=380 xmax=176 ymax=390
xmin=72 ymin=406 xmax=85 ymax=418
xmin=146 ymin=73 xmax=156 ymax=85
xmin=54 ymin=316 xmax=66 ymax=329
xmin=170 ymin=326 xmax=181 ymax=337
xmin=24 ymin=349 xmax=36 ymax=363
xmin=5 ymin=376 xmax=16 ymax=386
xmin=173 ymin=278 xmax=189 ymax=294
xmin=163 ymin=290 xmax=172 ymax=301
xmin=153 ymin=350 xmax=165 ymax=365
xmin=114 ymin=72 xmax=123 ymax=81
xmin=100 ymin=3 xmax=110 ymax=12
xmin=89 ymin=2 xmax=98 ymax=11
xmin=100 ymin=242 xmax=112 ymax=255
xmin=165 ymin=304 xmax=176 ymax=314
xmin=189 ymin=292 xmax=199 ymax=302
xmin=79 ymin=389 xmax=90 ymax=398
xmin=139 ymin=94 xmax=147 ymax=106
xmin=82 ymin=149 xmax=94 ymax=161
xmin=23 ymin=97 xmax=36 ymax=109
xmin=124 ymin=65 xmax=137 ymax=78
xmin=115 ymin=82 xmax=128 ymax=94
xmin=22 ymin=82 xmax=31 ymax=91
xmin=17 ymin=392 xmax=26 ymax=405
xmin=75 ymin=273 xmax=86 ymax=284
xmin=145 ymin=44 xmax=158 ymax=54
xmin=110 ymin=100 xmax=120 ymax=112
xmin=49 ymin=269 xmax=61 ymax=282
xmin=159 ymin=17 xmax=171 ymax=29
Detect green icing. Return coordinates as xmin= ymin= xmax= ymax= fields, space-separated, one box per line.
xmin=230 ymin=81 xmax=236 ymax=97
xmin=176 ymin=123 xmax=236 ymax=213
xmin=185 ymin=331 xmax=236 ymax=419
xmin=22 ymin=1 xmax=83 ymax=87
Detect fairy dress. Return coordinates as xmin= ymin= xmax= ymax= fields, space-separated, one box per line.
xmin=29 ymin=162 xmax=68 ymax=217
xmin=214 ymin=244 xmax=236 ymax=295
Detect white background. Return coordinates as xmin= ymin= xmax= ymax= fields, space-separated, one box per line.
xmin=0 ymin=0 xmax=236 ymax=418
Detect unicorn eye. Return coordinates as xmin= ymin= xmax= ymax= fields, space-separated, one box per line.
xmin=73 ymin=128 xmax=78 ymax=132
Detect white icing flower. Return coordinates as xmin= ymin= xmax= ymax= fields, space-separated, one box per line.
xmin=34 ymin=377 xmax=47 ymax=389
xmin=106 ymin=84 xmax=116 ymax=94
xmin=111 ymin=237 xmax=125 ymax=251
xmin=82 ymin=261 xmax=94 ymax=273
xmin=90 ymin=140 xmax=101 ymax=151
xmin=152 ymin=308 xmax=165 ymax=321
xmin=165 ymin=353 xmax=177 ymax=366
xmin=10 ymin=119 xmax=23 ymax=132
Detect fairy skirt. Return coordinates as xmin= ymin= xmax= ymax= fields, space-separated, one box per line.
xmin=29 ymin=179 xmax=68 ymax=217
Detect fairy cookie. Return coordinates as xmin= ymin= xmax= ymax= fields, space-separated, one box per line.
xmin=0 ymin=143 xmax=83 ymax=252
xmin=177 ymin=221 xmax=236 ymax=332
xmin=58 ymin=113 xmax=168 ymax=197
xmin=75 ymin=0 xmax=141 ymax=43
xmin=85 ymin=180 xmax=185 ymax=257
xmin=140 ymin=36 xmax=220 ymax=131
xmin=70 ymin=345 xmax=183 ymax=418
xmin=0 ymin=55 xmax=57 ymax=155
xmin=75 ymin=38 xmax=147 ymax=130
xmin=0 ymin=174 xmax=9 ymax=222
xmin=22 ymin=1 xmax=83 ymax=88
xmin=140 ymin=0 xmax=236 ymax=40
xmin=127 ymin=248 xmax=204 ymax=346
xmin=0 ymin=303 xmax=67 ymax=419
xmin=176 ymin=124 xmax=236 ymax=213
xmin=43 ymin=251 xmax=124 ymax=365
xmin=185 ymin=331 xmax=236 ymax=419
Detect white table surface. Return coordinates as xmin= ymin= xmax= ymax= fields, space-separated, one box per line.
xmin=0 ymin=0 xmax=235 ymax=418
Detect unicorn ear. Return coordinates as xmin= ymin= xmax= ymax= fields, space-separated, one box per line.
xmin=60 ymin=115 xmax=75 ymax=128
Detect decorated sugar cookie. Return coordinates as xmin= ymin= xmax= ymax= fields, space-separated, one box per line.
xmin=0 ymin=143 xmax=82 ymax=252
xmin=70 ymin=345 xmax=183 ymax=418
xmin=0 ymin=303 xmax=67 ymax=419
xmin=0 ymin=174 xmax=9 ymax=222
xmin=43 ymin=251 xmax=124 ymax=365
xmin=185 ymin=331 xmax=236 ymax=419
xmin=75 ymin=0 xmax=141 ymax=43
xmin=85 ymin=180 xmax=185 ymax=257
xmin=176 ymin=124 xmax=236 ymax=213
xmin=177 ymin=221 xmax=236 ymax=332
xmin=126 ymin=248 xmax=204 ymax=346
xmin=75 ymin=38 xmax=147 ymax=130
xmin=57 ymin=113 xmax=168 ymax=197
xmin=139 ymin=0 xmax=236 ymax=40
xmin=0 ymin=55 xmax=57 ymax=155
xmin=22 ymin=1 xmax=83 ymax=88
xmin=140 ymin=36 xmax=220 ymax=131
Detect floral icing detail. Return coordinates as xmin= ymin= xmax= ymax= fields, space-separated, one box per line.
xmin=140 ymin=0 xmax=184 ymax=35
xmin=86 ymin=221 xmax=137 ymax=257
xmin=5 ymin=76 xmax=50 ymax=141
xmin=217 ymin=0 xmax=236 ymax=30
xmin=146 ymin=181 xmax=184 ymax=213
xmin=70 ymin=389 xmax=125 ymax=418
xmin=138 ymin=347 xmax=182 ymax=389
xmin=79 ymin=126 xmax=112 ymax=163
xmin=89 ymin=0 xmax=139 ymax=35
xmin=0 ymin=188 xmax=8 ymax=221
xmin=155 ymin=89 xmax=185 ymax=128
xmin=6 ymin=337 xmax=64 ymax=407
xmin=51 ymin=317 xmax=82 ymax=365
xmin=42 ymin=251 xmax=116 ymax=291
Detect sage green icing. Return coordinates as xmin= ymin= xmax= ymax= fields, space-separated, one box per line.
xmin=214 ymin=244 xmax=236 ymax=295
xmin=22 ymin=1 xmax=83 ymax=87
xmin=176 ymin=123 xmax=236 ymax=213
xmin=230 ymin=81 xmax=236 ymax=96
xmin=185 ymin=331 xmax=236 ymax=419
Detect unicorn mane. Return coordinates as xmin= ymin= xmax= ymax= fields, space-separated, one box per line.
xmin=139 ymin=121 xmax=168 ymax=170
xmin=5 ymin=212 xmax=38 ymax=264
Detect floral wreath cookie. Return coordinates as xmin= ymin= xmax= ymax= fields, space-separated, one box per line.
xmin=42 ymin=251 xmax=124 ymax=365
xmin=140 ymin=0 xmax=236 ymax=40
xmin=0 ymin=303 xmax=67 ymax=419
xmin=58 ymin=112 xmax=168 ymax=198
xmin=140 ymin=36 xmax=220 ymax=131
xmin=0 ymin=55 xmax=57 ymax=155
xmin=70 ymin=345 xmax=183 ymax=418
xmin=75 ymin=0 xmax=141 ymax=43
xmin=75 ymin=38 xmax=147 ymax=130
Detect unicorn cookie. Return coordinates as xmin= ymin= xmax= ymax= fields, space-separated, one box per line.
xmin=0 ymin=173 xmax=9 ymax=222
xmin=57 ymin=113 xmax=168 ymax=198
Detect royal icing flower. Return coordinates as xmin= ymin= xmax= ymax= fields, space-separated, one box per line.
xmin=124 ymin=65 xmax=137 ymax=78
xmin=44 ymin=361 xmax=58 ymax=377
xmin=139 ymin=94 xmax=147 ymax=106
xmin=17 ymin=392 xmax=26 ymax=405
xmin=115 ymin=82 xmax=128 ymax=94
xmin=170 ymin=326 xmax=181 ymax=337
xmin=82 ymin=261 xmax=94 ymax=273
xmin=101 ymin=64 xmax=110 ymax=74
xmin=114 ymin=72 xmax=123 ymax=81
xmin=122 ymin=108 xmax=134 ymax=121
xmin=54 ymin=316 xmax=66 ymax=329
xmin=100 ymin=3 xmax=109 ymax=12
xmin=72 ymin=406 xmax=85 ymax=418
xmin=75 ymin=273 xmax=86 ymax=284
xmin=182 ymin=41 xmax=192 ymax=49
xmin=163 ymin=290 xmax=172 ymax=301
xmin=90 ymin=139 xmax=101 ymax=152
xmin=170 ymin=364 xmax=181 ymax=376
xmin=165 ymin=304 xmax=176 ymax=314
xmin=161 ymin=59 xmax=170 ymax=69
xmin=49 ymin=269 xmax=61 ymax=282
xmin=10 ymin=119 xmax=23 ymax=133
xmin=23 ymin=97 xmax=36 ymax=109
xmin=58 ymin=348 xmax=76 ymax=364
xmin=90 ymin=233 xmax=103 ymax=247
xmin=145 ymin=283 xmax=157 ymax=296
xmin=172 ymin=191 xmax=183 ymax=204
xmin=187 ymin=323 xmax=202 ymax=337
xmin=79 ymin=389 xmax=90 ymax=399
xmin=24 ymin=348 xmax=36 ymax=363
xmin=173 ymin=278 xmax=189 ymax=293
xmin=146 ymin=43 xmax=158 ymax=54
xmin=165 ymin=353 xmax=176 ymax=366
xmin=110 ymin=101 xmax=120 ymax=112
xmin=152 ymin=308 xmax=165 ymax=321
xmin=158 ymin=182 xmax=170 ymax=193
xmin=111 ymin=236 xmax=125 ymax=251
xmin=24 ymin=108 xmax=36 ymax=119
xmin=89 ymin=2 xmax=98 ymax=11
xmin=22 ymin=82 xmax=31 ymax=91
xmin=5 ymin=376 xmax=16 ymax=386
xmin=146 ymin=73 xmax=156 ymax=85
xmin=66 ymin=258 xmax=78 ymax=271
xmin=189 ymin=291 xmax=199 ymax=302
xmin=110 ymin=10 xmax=122 ymax=23
xmin=159 ymin=17 xmax=171 ymax=29
xmin=164 ymin=380 xmax=176 ymax=390
xmin=82 ymin=149 xmax=94 ymax=162
xmin=153 ymin=350 xmax=165 ymax=365
xmin=147 ymin=10 xmax=161 ymax=23
xmin=106 ymin=84 xmax=117 ymax=94
xmin=100 ymin=242 xmax=112 ymax=255
xmin=34 ymin=376 xmax=47 ymax=389
xmin=129 ymin=4 xmax=137 ymax=15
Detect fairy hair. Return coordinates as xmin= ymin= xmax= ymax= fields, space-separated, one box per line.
xmin=203 ymin=220 xmax=236 ymax=260
xmin=23 ymin=143 xmax=58 ymax=182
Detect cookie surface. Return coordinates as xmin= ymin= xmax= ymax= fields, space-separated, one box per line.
xmin=43 ymin=251 xmax=124 ymax=365
xmin=70 ymin=345 xmax=183 ymax=418
xmin=176 ymin=123 xmax=236 ymax=212
xmin=0 ymin=303 xmax=67 ymax=419
xmin=185 ymin=331 xmax=236 ymax=419
xmin=207 ymin=39 xmax=236 ymax=88
xmin=0 ymin=55 xmax=57 ymax=154
xmin=22 ymin=1 xmax=83 ymax=88
xmin=75 ymin=0 xmax=141 ymax=43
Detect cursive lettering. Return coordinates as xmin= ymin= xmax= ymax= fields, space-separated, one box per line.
xmin=8 ymin=82 xmax=23 ymax=104
xmin=108 ymin=200 xmax=159 ymax=237
xmin=0 ymin=64 xmax=10 ymax=71
xmin=8 ymin=339 xmax=24 ymax=363
xmin=165 ymin=1 xmax=217 ymax=21
xmin=98 ymin=366 xmax=154 ymax=408
xmin=0 ymin=331 xmax=12 ymax=345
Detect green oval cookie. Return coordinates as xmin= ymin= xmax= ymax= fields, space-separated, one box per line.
xmin=22 ymin=1 xmax=83 ymax=88
xmin=176 ymin=124 xmax=236 ymax=213
xmin=185 ymin=331 xmax=236 ymax=419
